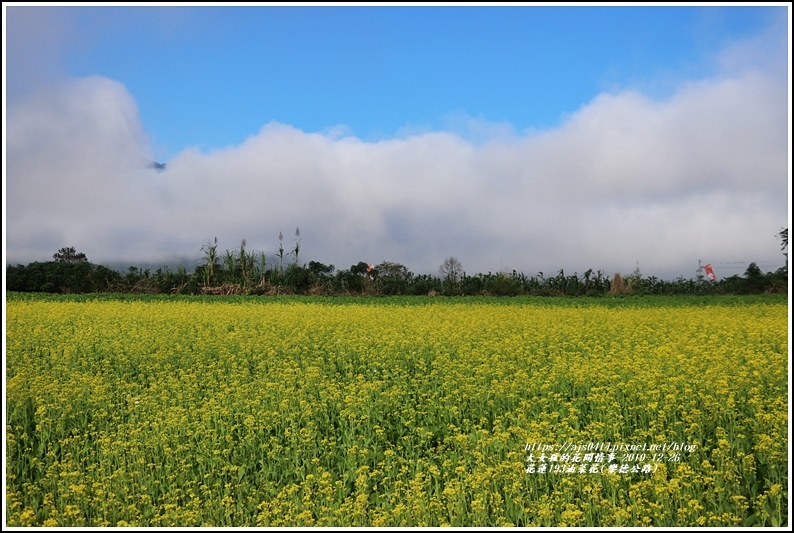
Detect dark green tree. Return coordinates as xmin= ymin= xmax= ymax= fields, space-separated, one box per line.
xmin=52 ymin=246 xmax=88 ymax=263
xmin=308 ymin=261 xmax=334 ymax=276
xmin=351 ymin=261 xmax=371 ymax=276
xmin=376 ymin=261 xmax=412 ymax=295
xmin=744 ymin=262 xmax=766 ymax=294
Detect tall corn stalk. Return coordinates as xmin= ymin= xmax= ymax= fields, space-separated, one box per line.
xmin=238 ymin=239 xmax=254 ymax=290
xmin=257 ymin=251 xmax=267 ymax=287
xmin=277 ymin=231 xmax=285 ymax=276
xmin=223 ymin=249 xmax=237 ymax=284
xmin=292 ymin=227 xmax=301 ymax=266
xmin=200 ymin=237 xmax=219 ymax=286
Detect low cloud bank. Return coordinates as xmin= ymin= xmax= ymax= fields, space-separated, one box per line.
xmin=6 ymin=63 xmax=788 ymax=280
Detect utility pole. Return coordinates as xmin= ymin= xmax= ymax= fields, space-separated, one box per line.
xmin=696 ymin=259 xmax=704 ymax=282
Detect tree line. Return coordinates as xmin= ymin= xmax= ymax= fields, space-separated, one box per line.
xmin=5 ymin=229 xmax=789 ymax=297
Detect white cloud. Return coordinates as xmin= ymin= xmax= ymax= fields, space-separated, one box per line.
xmin=6 ymin=76 xmax=157 ymax=262
xmin=5 ymin=20 xmax=789 ymax=279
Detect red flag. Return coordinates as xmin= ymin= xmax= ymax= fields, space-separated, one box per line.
xmin=366 ymin=264 xmax=374 ymax=273
xmin=704 ymin=263 xmax=716 ymax=281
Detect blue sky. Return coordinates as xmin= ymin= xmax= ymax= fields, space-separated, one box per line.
xmin=13 ymin=5 xmax=780 ymax=159
xmin=3 ymin=3 xmax=791 ymax=279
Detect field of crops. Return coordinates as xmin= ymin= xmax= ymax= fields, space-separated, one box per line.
xmin=5 ymin=293 xmax=789 ymax=527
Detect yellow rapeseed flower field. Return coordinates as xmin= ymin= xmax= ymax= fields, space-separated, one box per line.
xmin=5 ymin=295 xmax=788 ymax=526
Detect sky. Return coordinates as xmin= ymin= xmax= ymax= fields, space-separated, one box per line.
xmin=3 ymin=3 xmax=791 ymax=280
